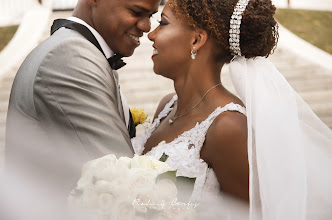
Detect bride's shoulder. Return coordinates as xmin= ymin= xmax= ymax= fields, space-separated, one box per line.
xmin=201 ymin=109 xmax=249 ymax=200
xmin=152 ymin=93 xmax=177 ymax=120
xmin=203 ymin=108 xmax=247 ymax=161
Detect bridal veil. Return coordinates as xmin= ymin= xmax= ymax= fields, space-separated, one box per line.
xmin=229 ymin=56 xmax=332 ymax=220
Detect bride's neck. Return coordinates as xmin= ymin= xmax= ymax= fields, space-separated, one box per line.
xmin=174 ymin=69 xmax=223 ymax=116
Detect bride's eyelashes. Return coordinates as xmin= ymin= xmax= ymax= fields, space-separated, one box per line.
xmin=157 ymin=20 xmax=169 ymax=26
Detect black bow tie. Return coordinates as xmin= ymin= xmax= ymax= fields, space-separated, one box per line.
xmin=107 ymin=54 xmax=126 ymax=70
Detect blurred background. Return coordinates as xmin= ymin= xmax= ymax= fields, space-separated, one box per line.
xmin=0 ymin=0 xmax=331 ymax=170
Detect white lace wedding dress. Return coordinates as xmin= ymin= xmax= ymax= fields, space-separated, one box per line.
xmin=131 ymin=95 xmax=246 ymax=201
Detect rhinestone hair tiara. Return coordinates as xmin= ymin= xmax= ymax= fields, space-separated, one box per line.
xmin=229 ymin=0 xmax=250 ymax=56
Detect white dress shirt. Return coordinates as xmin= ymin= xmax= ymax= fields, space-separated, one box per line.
xmin=66 ymin=17 xmax=130 ymax=128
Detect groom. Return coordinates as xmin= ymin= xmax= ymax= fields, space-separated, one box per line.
xmin=5 ymin=0 xmax=160 ymax=195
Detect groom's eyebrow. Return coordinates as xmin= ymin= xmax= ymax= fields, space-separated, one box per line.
xmin=133 ymin=5 xmax=157 ymax=14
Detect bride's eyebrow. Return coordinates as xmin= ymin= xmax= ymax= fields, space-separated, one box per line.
xmin=161 ymin=13 xmax=170 ymax=20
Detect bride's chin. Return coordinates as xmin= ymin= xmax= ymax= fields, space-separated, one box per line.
xmin=152 ymin=66 xmax=160 ymax=75
xmin=152 ymin=66 xmax=162 ymax=75
xmin=153 ymin=69 xmax=172 ymax=79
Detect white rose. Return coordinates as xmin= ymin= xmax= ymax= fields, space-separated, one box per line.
xmin=81 ymin=160 xmax=95 ymax=175
xmin=76 ymin=169 xmax=97 ymax=190
xmin=128 ymin=168 xmax=157 ymax=190
xmin=95 ymin=164 xmax=130 ymax=185
xmin=93 ymin=155 xmax=120 ymax=179
xmin=130 ymin=155 xmax=153 ymax=169
xmin=150 ymin=158 xmax=174 ymax=175
xmin=117 ymin=156 xmax=132 ymax=168
xmin=93 ymin=154 xmax=118 ymax=170
xmin=132 ymin=189 xmax=161 ymax=213
xmin=155 ymin=179 xmax=178 ymax=203
xmin=77 ymin=154 xmax=119 ymax=188
xmin=114 ymin=199 xmax=136 ymax=220
xmin=94 ymin=180 xmax=115 ymax=193
xmin=97 ymin=192 xmax=116 ymax=214
xmin=94 ymin=179 xmax=131 ymax=200
xmin=131 ymin=155 xmax=174 ymax=174
xmin=81 ymin=185 xmax=100 ymax=210
xmin=76 ymin=178 xmax=90 ymax=190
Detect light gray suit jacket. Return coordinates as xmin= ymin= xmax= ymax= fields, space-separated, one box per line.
xmin=5 ymin=28 xmax=134 ymax=195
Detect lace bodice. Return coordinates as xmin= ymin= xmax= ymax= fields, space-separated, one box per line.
xmin=131 ymin=95 xmax=246 ymax=200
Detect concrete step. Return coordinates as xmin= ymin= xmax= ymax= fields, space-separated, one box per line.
xmin=309 ymin=103 xmax=332 ymax=116
xmin=320 ymin=116 xmax=332 ymax=129
xmin=289 ymin=77 xmax=332 ymax=93
xmin=300 ymin=90 xmax=332 ymax=103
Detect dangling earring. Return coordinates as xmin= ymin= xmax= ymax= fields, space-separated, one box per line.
xmin=191 ymin=48 xmax=197 ymax=60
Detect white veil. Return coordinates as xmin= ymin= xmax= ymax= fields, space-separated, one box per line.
xmin=229 ymin=56 xmax=332 ymax=220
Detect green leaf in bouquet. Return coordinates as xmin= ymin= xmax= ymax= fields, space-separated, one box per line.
xmin=175 ymin=176 xmax=196 ymax=202
xmin=159 ymin=152 xmax=169 ymax=162
xmin=156 ymin=170 xmax=177 ymax=182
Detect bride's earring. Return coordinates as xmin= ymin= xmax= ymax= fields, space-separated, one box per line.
xmin=191 ymin=48 xmax=197 ymax=60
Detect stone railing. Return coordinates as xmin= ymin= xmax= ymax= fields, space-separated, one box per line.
xmin=0 ymin=4 xmax=52 ymax=78
xmin=0 ymin=0 xmax=77 ymax=26
xmin=53 ymin=0 xmax=78 ymax=10
xmin=0 ymin=0 xmax=40 ymax=26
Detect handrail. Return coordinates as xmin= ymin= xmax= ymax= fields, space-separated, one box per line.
xmin=0 ymin=5 xmax=51 ymax=79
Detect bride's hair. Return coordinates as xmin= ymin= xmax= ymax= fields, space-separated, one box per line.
xmin=169 ymin=0 xmax=278 ymax=62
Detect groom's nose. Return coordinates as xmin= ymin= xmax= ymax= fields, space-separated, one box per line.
xmin=137 ymin=17 xmax=151 ymax=33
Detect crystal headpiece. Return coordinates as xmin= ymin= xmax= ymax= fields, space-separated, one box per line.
xmin=229 ymin=0 xmax=250 ymax=57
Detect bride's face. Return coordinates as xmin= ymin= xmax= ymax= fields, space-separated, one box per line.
xmin=148 ymin=3 xmax=196 ymax=79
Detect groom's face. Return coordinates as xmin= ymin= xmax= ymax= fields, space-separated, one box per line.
xmin=91 ymin=0 xmax=160 ymax=57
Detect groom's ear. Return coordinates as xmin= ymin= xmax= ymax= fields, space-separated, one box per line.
xmin=191 ymin=30 xmax=208 ymax=51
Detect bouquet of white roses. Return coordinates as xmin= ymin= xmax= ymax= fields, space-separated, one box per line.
xmin=68 ymin=154 xmax=196 ymax=220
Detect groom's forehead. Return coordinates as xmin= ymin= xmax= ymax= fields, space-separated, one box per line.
xmin=121 ymin=0 xmax=160 ymax=12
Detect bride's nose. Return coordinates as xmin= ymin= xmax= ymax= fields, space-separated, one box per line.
xmin=148 ymin=27 xmax=158 ymax=42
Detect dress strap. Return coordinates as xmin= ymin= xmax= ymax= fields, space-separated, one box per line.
xmin=194 ymin=103 xmax=246 ymax=153
xmin=154 ymin=95 xmax=178 ymax=123
xmin=145 ymin=95 xmax=178 ymax=135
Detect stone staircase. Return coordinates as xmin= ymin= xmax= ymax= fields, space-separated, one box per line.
xmin=270 ymin=47 xmax=332 ymax=127
xmin=1 ymin=9 xmax=332 ymax=168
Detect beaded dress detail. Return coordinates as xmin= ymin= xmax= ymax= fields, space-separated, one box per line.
xmin=131 ymin=95 xmax=246 ymax=200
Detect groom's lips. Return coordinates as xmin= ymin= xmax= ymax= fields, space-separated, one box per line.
xmin=126 ymin=33 xmax=141 ymax=46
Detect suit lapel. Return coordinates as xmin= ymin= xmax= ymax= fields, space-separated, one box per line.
xmin=128 ymin=110 xmax=136 ymax=138
xmin=51 ymin=19 xmax=129 ymax=129
xmin=111 ymin=69 xmax=126 ymax=124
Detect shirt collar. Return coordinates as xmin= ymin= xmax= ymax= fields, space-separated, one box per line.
xmin=67 ymin=17 xmax=114 ymax=59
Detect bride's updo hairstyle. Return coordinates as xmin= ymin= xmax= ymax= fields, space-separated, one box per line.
xmin=168 ymin=0 xmax=278 ymax=62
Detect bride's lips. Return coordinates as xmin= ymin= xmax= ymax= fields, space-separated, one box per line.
xmin=152 ymin=46 xmax=158 ymax=59
xmin=126 ymin=33 xmax=140 ymax=46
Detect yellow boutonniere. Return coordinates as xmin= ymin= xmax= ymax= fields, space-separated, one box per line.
xmin=130 ymin=108 xmax=148 ymax=126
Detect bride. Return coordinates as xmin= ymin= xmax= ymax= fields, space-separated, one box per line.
xmin=132 ymin=0 xmax=332 ymax=219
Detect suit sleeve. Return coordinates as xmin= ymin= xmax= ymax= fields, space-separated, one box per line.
xmin=33 ymin=38 xmax=134 ymax=158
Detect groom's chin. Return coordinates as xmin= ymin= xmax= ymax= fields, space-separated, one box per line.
xmin=117 ymin=48 xmax=136 ymax=58
xmin=115 ymin=41 xmax=140 ymax=57
xmin=110 ymin=43 xmax=136 ymax=57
